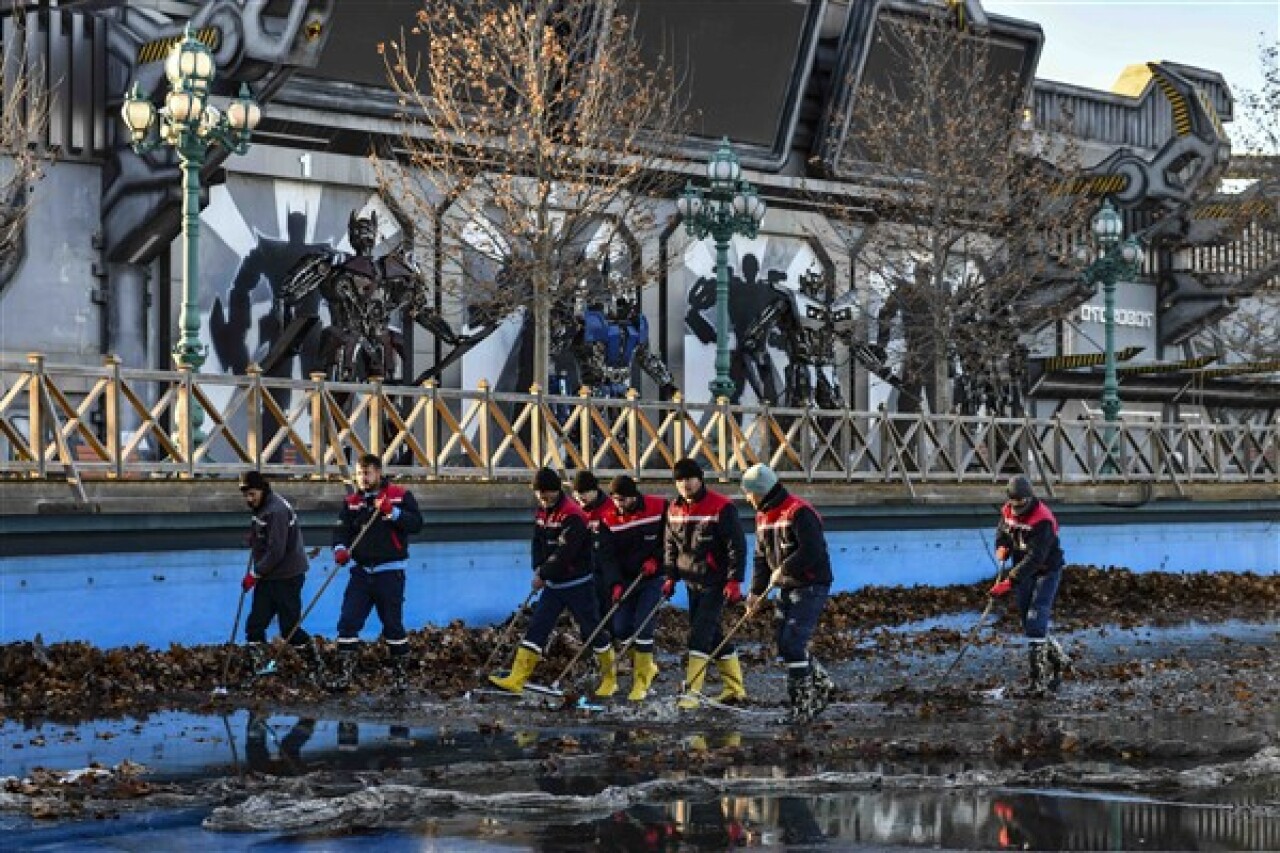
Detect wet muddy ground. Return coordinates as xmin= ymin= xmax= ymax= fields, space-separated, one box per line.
xmin=1 ymin=567 xmax=1277 ymax=850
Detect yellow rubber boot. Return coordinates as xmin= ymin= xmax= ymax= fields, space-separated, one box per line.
xmin=714 ymin=654 xmax=747 ymax=704
xmin=677 ymin=653 xmax=710 ymax=710
xmin=593 ymin=647 xmax=618 ymax=698
xmin=489 ymin=646 xmax=540 ymax=694
xmin=628 ymin=649 xmax=659 ymax=702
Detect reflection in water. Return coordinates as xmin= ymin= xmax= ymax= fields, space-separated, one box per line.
xmin=2 ymin=710 xmax=1278 ymax=851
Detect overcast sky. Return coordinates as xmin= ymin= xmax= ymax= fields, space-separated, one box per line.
xmin=983 ymin=0 xmax=1277 ymax=138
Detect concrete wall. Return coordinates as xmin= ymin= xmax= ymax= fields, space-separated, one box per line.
xmin=0 ymin=161 xmax=105 ymax=364
xmin=3 ymin=520 xmax=1274 ymax=648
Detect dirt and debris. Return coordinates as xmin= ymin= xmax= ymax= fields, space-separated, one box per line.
xmin=2 ymin=566 xmax=1274 ymax=721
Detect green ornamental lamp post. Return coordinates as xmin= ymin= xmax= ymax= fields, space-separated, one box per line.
xmin=120 ymin=25 xmax=261 ymax=443
xmin=676 ymin=139 xmax=767 ymax=401
xmin=1075 ymin=198 xmax=1143 ymax=462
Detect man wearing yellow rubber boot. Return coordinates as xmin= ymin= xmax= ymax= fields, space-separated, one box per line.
xmin=489 ymin=468 xmax=616 ymax=697
xmin=662 ymin=458 xmax=748 ymax=709
xmin=596 ymin=475 xmax=669 ymax=701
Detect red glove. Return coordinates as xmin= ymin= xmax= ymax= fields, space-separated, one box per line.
xmin=641 ymin=557 xmax=660 ymax=577
xmin=723 ymin=579 xmax=743 ymax=604
xmin=334 ymin=547 xmax=351 ymax=566
xmin=995 ymin=546 xmax=1010 ymax=563
xmin=376 ymin=493 xmax=395 ymax=518
xmin=989 ymin=578 xmax=1013 ymax=597
xmin=611 ymin=584 xmax=624 ymax=603
xmin=241 ymin=571 xmax=257 ymax=593
xmin=661 ymin=578 xmax=677 ymax=599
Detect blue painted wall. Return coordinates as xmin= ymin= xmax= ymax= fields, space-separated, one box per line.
xmin=2 ymin=521 xmax=1275 ymax=648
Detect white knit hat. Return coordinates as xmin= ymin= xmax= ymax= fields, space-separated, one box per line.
xmin=740 ymin=463 xmax=778 ymax=497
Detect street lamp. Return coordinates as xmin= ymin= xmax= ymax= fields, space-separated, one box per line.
xmin=676 ymin=139 xmax=766 ymax=400
xmin=1075 ymin=198 xmax=1143 ymax=460
xmin=121 ymin=25 xmax=261 ymax=441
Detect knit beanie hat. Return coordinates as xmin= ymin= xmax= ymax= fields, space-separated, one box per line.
xmin=239 ymin=470 xmax=271 ymax=493
xmin=532 ymin=467 xmax=562 ymax=492
xmin=572 ymin=470 xmax=599 ymax=493
xmin=740 ymin=463 xmax=778 ymax=497
xmin=672 ymin=458 xmax=703 ymax=481
xmin=609 ymin=475 xmax=641 ymax=498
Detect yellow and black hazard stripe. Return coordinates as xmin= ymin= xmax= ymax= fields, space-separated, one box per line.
xmin=137 ymin=27 xmax=220 ymax=65
xmin=1152 ymin=70 xmax=1191 ymax=137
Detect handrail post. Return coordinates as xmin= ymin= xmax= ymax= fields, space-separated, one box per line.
xmin=310 ymin=372 xmax=326 ymax=479
xmin=578 ymin=385 xmax=592 ymax=470
xmin=368 ymin=374 xmax=384 ymax=459
xmin=103 ymin=355 xmax=123 ymax=479
xmin=672 ymin=391 xmax=685 ymax=468
xmin=27 ymin=353 xmax=46 ymax=478
xmin=716 ymin=394 xmax=730 ymax=483
xmin=246 ymin=362 xmax=262 ymax=468
xmin=176 ymin=365 xmax=195 ymax=477
xmin=422 ymin=378 xmax=438 ymax=478
xmin=530 ymin=383 xmax=544 ymax=470
xmin=625 ymin=388 xmax=639 ymax=475
xmin=478 ymin=379 xmax=493 ymax=481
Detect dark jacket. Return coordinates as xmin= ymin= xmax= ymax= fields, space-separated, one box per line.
xmin=749 ymin=484 xmax=832 ymax=594
xmin=332 ymin=478 xmax=424 ymax=569
xmin=996 ymin=498 xmax=1064 ymax=580
xmin=533 ymin=493 xmax=592 ymax=586
xmin=250 ymin=492 xmax=309 ymax=580
xmin=664 ymin=485 xmax=746 ymax=587
xmin=596 ymin=493 xmax=668 ymax=588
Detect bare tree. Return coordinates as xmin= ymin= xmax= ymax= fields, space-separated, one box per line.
xmin=1 ymin=10 xmax=51 ymax=285
xmin=378 ymin=0 xmax=687 ymax=390
xmin=819 ymin=12 xmax=1090 ymax=414
xmin=1205 ymin=37 xmax=1280 ymax=364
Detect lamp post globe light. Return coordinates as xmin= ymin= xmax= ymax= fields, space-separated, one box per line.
xmin=1075 ymin=198 xmax=1143 ymax=447
xmin=120 ymin=25 xmax=261 ymax=440
xmin=676 ymin=139 xmax=767 ymax=400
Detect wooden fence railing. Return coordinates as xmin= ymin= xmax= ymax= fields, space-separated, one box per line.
xmin=2 ymin=355 xmax=1276 ymax=500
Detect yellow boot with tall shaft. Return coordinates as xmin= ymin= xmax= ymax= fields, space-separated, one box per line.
xmin=628 ymin=649 xmax=659 ymax=701
xmin=594 ymin=647 xmax=618 ymax=698
xmin=489 ymin=646 xmax=540 ymax=694
xmin=715 ymin=654 xmax=747 ymax=703
xmin=678 ymin=653 xmax=710 ymax=710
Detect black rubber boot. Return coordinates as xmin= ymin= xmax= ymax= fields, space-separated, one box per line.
xmin=1046 ymin=638 xmax=1069 ymax=691
xmin=1028 ymin=642 xmax=1049 ymax=697
xmin=296 ymin=639 xmax=327 ymax=687
xmin=245 ymin=643 xmax=270 ymax=683
xmin=330 ymin=651 xmax=358 ymax=692
xmin=779 ymin=671 xmax=813 ymax=725
xmin=809 ymin=659 xmax=833 ymax=720
xmin=388 ymin=657 xmax=410 ymax=695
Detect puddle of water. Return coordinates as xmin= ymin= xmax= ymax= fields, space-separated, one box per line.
xmin=3 ymin=786 xmax=1278 ymax=851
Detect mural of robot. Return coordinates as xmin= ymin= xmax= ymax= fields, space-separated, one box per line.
xmin=740 ymin=267 xmax=856 ymax=409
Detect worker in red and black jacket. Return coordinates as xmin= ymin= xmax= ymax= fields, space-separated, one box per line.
xmin=989 ymin=475 xmax=1069 ymax=696
xmin=571 ymin=470 xmax=612 ymax=616
xmin=595 ymin=474 xmax=668 ymax=702
xmin=741 ymin=463 xmax=835 ymax=724
xmin=331 ymin=453 xmax=423 ymax=693
xmin=489 ymin=468 xmax=616 ymax=697
xmin=662 ymin=457 xmax=747 ymax=709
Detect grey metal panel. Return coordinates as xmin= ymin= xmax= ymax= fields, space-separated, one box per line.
xmin=47 ymin=10 xmax=68 ymax=150
xmin=70 ymin=11 xmax=90 ymax=151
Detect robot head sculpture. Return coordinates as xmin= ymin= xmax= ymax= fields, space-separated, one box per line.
xmin=799 ymin=268 xmax=828 ymax=299
xmin=348 ymin=210 xmax=379 ymax=256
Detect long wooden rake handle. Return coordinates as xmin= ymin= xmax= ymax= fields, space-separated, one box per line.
xmin=478 ymin=588 xmax=539 ymax=675
xmin=277 ymin=509 xmax=382 ymax=651
xmin=934 ymin=563 xmax=1007 ymax=690
xmin=617 ymin=586 xmax=669 ymax=657
xmin=547 ymin=571 xmax=647 ymax=690
xmin=682 ymin=581 xmax=778 ymax=696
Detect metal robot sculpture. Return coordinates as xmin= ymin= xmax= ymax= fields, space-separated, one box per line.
xmin=560 ymin=294 xmax=678 ymax=400
xmin=282 ymin=210 xmax=468 ymax=383
xmin=740 ymin=268 xmax=851 ymax=409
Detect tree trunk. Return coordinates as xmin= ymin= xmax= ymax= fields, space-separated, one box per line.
xmin=531 ymin=274 xmax=551 ymax=392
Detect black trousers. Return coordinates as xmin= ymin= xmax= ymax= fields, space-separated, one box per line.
xmin=245 ymin=574 xmax=309 ymax=645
